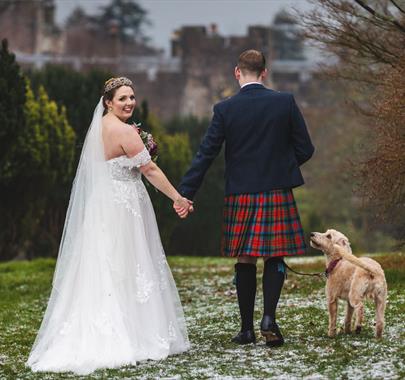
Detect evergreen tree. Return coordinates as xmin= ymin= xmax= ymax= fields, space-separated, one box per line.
xmin=150 ymin=132 xmax=192 ymax=245
xmin=0 ymin=39 xmax=26 ymax=183
xmin=28 ymin=65 xmax=111 ymax=158
xmin=0 ymin=79 xmax=75 ymax=260
xmin=24 ymin=85 xmax=76 ymax=258
xmin=163 ymin=115 xmax=225 ymax=255
xmin=139 ymin=113 xmax=192 ymax=247
xmin=0 ymin=39 xmax=27 ymax=260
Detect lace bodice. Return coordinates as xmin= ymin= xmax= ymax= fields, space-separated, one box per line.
xmin=106 ymin=147 xmax=152 ymax=213
xmin=106 ymin=147 xmax=151 ymax=182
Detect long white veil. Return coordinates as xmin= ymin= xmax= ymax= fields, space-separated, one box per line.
xmin=54 ymin=98 xmax=114 ymax=289
xmin=28 ymin=98 xmax=117 ymax=361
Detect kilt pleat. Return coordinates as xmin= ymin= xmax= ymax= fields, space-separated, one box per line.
xmin=221 ymin=189 xmax=306 ymax=257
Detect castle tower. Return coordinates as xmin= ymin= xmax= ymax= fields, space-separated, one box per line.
xmin=271 ymin=9 xmax=305 ymax=61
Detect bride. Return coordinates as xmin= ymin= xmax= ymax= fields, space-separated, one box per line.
xmin=26 ymin=77 xmax=192 ymax=375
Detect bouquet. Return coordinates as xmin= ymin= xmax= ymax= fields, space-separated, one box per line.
xmin=133 ymin=123 xmax=158 ymax=162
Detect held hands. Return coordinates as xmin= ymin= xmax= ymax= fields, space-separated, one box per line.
xmin=173 ymin=196 xmax=194 ymax=219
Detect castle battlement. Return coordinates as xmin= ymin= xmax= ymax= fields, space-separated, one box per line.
xmin=1 ymin=1 xmax=318 ymax=119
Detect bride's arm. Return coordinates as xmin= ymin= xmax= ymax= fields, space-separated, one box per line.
xmin=120 ymin=125 xmax=192 ymax=217
xmin=140 ymin=162 xmax=192 ymax=217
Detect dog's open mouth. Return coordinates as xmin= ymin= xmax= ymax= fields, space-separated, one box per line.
xmin=310 ymin=238 xmax=322 ymax=249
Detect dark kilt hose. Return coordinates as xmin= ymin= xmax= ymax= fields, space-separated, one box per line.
xmin=221 ymin=190 xmax=306 ymax=258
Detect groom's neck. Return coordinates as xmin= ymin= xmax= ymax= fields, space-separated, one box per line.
xmin=239 ymin=76 xmax=263 ymax=87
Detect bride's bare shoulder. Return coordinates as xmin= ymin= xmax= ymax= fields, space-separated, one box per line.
xmin=102 ymin=115 xmax=134 ymax=135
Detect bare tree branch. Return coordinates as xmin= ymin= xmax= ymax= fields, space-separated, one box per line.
xmin=300 ymin=0 xmax=405 ymax=243
xmin=390 ymin=0 xmax=405 ymax=14
xmin=353 ymin=0 xmax=405 ymax=32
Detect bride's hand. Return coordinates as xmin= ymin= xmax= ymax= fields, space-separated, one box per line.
xmin=173 ymin=197 xmax=193 ymax=218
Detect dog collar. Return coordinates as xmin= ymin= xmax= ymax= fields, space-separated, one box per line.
xmin=325 ymin=258 xmax=342 ymax=278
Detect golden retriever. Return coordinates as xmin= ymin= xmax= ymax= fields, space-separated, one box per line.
xmin=310 ymin=229 xmax=387 ymax=338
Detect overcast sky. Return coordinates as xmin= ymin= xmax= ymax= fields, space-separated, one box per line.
xmin=55 ymin=0 xmax=314 ymax=54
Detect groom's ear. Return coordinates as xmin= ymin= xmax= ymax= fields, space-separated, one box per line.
xmin=260 ymin=68 xmax=268 ymax=80
xmin=234 ymin=66 xmax=241 ymax=80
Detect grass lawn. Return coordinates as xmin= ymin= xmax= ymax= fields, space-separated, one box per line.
xmin=0 ymin=253 xmax=404 ymax=379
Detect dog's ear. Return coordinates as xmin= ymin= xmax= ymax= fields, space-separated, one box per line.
xmin=337 ymin=238 xmax=347 ymax=246
xmin=337 ymin=238 xmax=352 ymax=252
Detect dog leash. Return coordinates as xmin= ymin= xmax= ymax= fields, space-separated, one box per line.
xmin=232 ymin=261 xmax=328 ymax=285
xmin=284 ymin=262 xmax=326 ymax=279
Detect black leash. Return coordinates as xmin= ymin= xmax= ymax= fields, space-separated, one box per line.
xmin=284 ymin=262 xmax=326 ymax=279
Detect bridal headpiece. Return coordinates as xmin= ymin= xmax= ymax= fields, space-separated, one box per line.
xmin=104 ymin=77 xmax=133 ymax=93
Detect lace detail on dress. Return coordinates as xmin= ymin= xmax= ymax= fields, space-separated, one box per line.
xmin=109 ymin=163 xmax=142 ymax=182
xmin=59 ymin=312 xmax=114 ymax=337
xmin=134 ymin=264 xmax=154 ymax=303
xmin=155 ymin=321 xmax=178 ymax=350
xmin=168 ymin=321 xmax=177 ymax=341
xmin=59 ymin=312 xmax=78 ymax=336
xmin=111 ymin=180 xmax=148 ymax=217
xmin=93 ymin=312 xmax=114 ymax=336
xmin=106 ymin=147 xmax=150 ymax=182
xmin=157 ymin=255 xmax=169 ymax=291
xmin=106 ymin=149 xmax=150 ymax=215
xmin=112 ymin=147 xmax=151 ymax=169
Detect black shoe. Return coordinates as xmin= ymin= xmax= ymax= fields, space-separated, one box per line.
xmin=231 ymin=330 xmax=256 ymax=345
xmin=260 ymin=315 xmax=284 ymax=347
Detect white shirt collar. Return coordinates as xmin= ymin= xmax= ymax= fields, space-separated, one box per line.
xmin=241 ymin=81 xmax=263 ymax=88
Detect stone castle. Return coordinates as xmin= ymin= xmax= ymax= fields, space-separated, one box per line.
xmin=0 ymin=0 xmax=317 ymax=120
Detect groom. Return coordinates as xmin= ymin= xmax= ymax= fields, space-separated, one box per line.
xmin=178 ymin=50 xmax=314 ymax=346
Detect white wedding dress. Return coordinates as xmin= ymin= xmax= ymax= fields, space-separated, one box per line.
xmin=26 ymin=99 xmax=190 ymax=375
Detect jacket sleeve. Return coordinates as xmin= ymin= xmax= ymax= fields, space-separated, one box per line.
xmin=179 ymin=104 xmax=225 ymax=199
xmin=289 ymin=94 xmax=315 ymax=166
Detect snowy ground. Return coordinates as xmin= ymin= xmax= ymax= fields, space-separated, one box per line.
xmin=0 ymin=254 xmax=404 ymax=379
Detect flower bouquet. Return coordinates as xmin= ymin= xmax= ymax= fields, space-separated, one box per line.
xmin=133 ymin=123 xmax=158 ymax=162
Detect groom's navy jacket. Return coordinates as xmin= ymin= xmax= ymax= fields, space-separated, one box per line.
xmin=179 ymin=84 xmax=314 ymax=199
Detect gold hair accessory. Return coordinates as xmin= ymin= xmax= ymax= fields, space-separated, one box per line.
xmin=104 ymin=77 xmax=133 ymax=93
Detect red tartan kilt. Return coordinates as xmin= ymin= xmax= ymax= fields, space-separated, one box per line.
xmin=221 ymin=189 xmax=306 ymax=257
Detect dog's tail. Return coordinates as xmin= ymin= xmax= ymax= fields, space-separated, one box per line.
xmin=333 ymin=245 xmax=378 ymax=275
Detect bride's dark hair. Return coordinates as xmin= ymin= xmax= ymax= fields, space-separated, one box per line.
xmin=102 ymin=77 xmax=134 ymax=114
